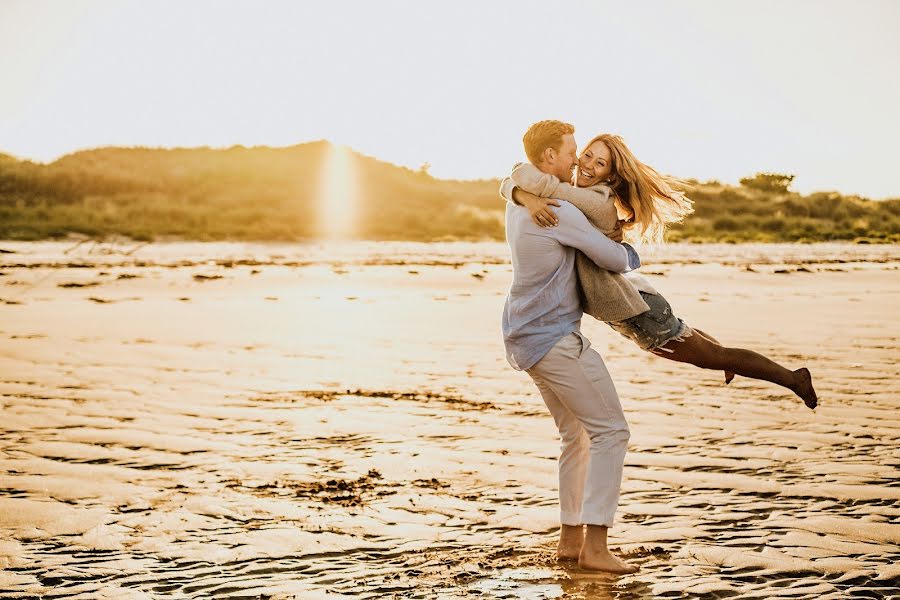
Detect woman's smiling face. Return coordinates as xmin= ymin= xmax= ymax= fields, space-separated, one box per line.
xmin=577 ymin=140 xmax=613 ymax=187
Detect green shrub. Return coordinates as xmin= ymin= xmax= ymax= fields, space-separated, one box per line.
xmin=0 ymin=145 xmax=896 ymax=243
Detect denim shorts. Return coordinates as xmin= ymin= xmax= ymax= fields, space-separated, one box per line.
xmin=607 ymin=291 xmax=692 ymax=352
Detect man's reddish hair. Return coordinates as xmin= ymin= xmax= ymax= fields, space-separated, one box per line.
xmin=523 ymin=120 xmax=575 ymax=165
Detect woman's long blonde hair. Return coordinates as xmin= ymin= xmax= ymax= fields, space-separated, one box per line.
xmin=586 ymin=133 xmax=694 ymax=243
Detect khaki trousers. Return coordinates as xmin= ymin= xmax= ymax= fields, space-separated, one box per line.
xmin=526 ymin=331 xmax=630 ymax=526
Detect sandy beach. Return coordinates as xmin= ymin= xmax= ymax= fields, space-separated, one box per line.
xmin=1 ymin=240 xmax=898 ymax=599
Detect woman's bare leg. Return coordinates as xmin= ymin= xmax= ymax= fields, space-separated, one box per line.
xmin=693 ymin=328 xmax=735 ymax=384
xmin=652 ymin=331 xmax=818 ymax=409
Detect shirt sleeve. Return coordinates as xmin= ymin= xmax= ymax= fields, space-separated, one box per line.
xmin=549 ymin=201 xmax=640 ymax=273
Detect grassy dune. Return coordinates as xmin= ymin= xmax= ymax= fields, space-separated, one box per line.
xmin=1 ymin=143 xmax=897 ymax=242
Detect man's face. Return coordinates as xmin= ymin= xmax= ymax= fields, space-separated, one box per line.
xmin=549 ymin=133 xmax=578 ymax=183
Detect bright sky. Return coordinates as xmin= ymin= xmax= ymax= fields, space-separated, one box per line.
xmin=1 ymin=0 xmax=899 ymax=198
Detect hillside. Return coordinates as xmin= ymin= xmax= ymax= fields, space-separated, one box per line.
xmin=0 ymin=143 xmax=897 ymax=243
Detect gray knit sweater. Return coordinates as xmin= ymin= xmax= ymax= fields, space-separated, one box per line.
xmin=500 ymin=163 xmax=650 ymax=322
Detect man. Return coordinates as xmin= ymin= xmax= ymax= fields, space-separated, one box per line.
xmin=501 ymin=120 xmax=640 ymax=574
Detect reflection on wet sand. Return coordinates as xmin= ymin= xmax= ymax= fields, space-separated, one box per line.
xmin=1 ymin=241 xmax=898 ymax=598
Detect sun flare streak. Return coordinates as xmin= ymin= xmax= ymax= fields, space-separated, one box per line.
xmin=318 ymin=143 xmax=358 ymax=240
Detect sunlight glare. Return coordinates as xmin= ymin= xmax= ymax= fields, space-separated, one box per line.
xmin=318 ymin=143 xmax=358 ymax=240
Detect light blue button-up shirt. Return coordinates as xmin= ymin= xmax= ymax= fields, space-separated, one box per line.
xmin=502 ymin=200 xmax=641 ymax=371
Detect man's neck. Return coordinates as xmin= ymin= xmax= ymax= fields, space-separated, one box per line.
xmin=534 ymin=161 xmax=554 ymax=176
xmin=536 ymin=162 xmax=572 ymax=184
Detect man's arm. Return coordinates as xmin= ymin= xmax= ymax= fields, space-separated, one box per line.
xmin=550 ymin=201 xmax=640 ymax=273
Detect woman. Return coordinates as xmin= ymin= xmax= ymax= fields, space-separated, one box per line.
xmin=501 ymin=133 xmax=818 ymax=409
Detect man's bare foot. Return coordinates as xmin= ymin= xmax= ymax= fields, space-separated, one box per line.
xmin=724 ymin=370 xmax=735 ymax=384
xmin=577 ymin=525 xmax=639 ymax=574
xmin=556 ymin=524 xmax=584 ymax=561
xmin=792 ymin=367 xmax=817 ymax=410
xmin=578 ymin=547 xmax=638 ymax=574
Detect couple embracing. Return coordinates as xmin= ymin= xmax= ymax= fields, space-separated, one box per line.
xmin=500 ymin=120 xmax=818 ymax=573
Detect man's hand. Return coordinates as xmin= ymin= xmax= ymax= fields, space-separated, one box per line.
xmin=512 ymin=188 xmax=560 ymax=227
xmin=608 ymin=220 xmax=626 ymax=243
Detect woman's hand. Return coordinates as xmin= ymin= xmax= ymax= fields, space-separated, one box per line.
xmin=512 ymin=188 xmax=560 ymax=228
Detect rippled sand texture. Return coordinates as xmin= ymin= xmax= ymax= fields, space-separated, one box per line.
xmin=2 ymin=241 xmax=899 ymax=599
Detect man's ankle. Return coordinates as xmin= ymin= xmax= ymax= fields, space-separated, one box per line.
xmin=583 ymin=525 xmax=610 ymax=549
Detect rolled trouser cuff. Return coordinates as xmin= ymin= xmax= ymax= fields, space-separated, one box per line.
xmin=580 ymin=509 xmax=615 ymax=527
xmin=560 ymin=510 xmax=583 ymax=526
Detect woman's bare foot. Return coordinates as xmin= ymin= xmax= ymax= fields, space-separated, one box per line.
xmin=791 ymin=367 xmax=818 ymax=410
xmin=556 ymin=524 xmax=584 ymax=561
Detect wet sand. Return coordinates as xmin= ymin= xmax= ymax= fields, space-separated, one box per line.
xmin=1 ymin=241 xmax=899 ymax=599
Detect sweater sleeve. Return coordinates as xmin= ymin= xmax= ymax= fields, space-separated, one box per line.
xmin=498 ymin=175 xmax=517 ymax=206
xmin=509 ymin=163 xmax=620 ymax=235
